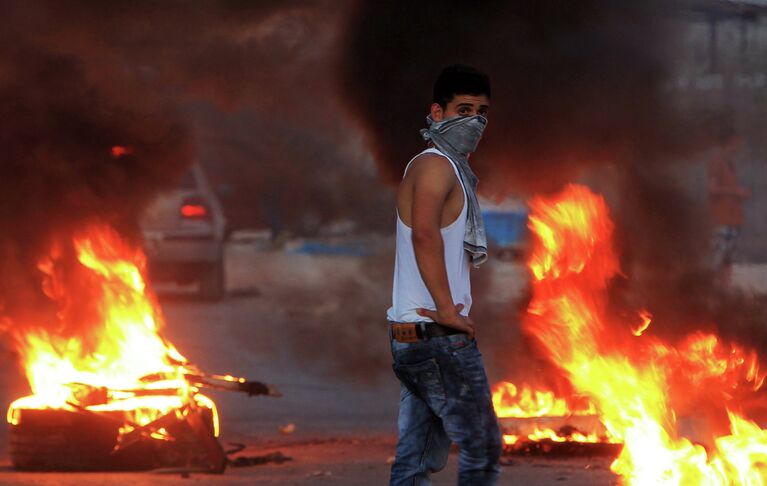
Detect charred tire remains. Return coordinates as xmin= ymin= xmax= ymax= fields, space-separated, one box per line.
xmin=10 ymin=406 xmax=223 ymax=472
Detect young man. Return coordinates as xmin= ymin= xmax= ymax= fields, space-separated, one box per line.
xmin=386 ymin=65 xmax=502 ymax=486
xmin=708 ymin=131 xmax=750 ymax=285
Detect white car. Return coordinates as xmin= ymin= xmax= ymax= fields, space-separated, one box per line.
xmin=141 ymin=163 xmax=227 ymax=300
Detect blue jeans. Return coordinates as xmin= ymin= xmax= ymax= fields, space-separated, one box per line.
xmin=389 ymin=332 xmax=502 ymax=486
xmin=712 ymin=225 xmax=740 ymax=266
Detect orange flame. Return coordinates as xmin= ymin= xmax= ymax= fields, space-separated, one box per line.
xmin=492 ymin=380 xmax=612 ymax=447
xmin=503 ymin=428 xmax=609 ymax=447
xmin=492 ymin=381 xmax=596 ymax=418
xmin=632 ymin=310 xmax=652 ymax=337
xmin=7 ymin=224 xmax=217 ymax=434
xmin=520 ymin=183 xmax=767 ymax=484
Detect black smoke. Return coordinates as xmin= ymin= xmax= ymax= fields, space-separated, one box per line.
xmin=0 ymin=0 xmax=379 ymax=357
xmin=340 ymin=1 xmax=767 ymax=364
xmin=0 ymin=41 xmax=191 ymax=328
xmin=341 ymin=1 xmax=708 ymax=190
xmin=0 ymin=0 xmax=383 ymax=235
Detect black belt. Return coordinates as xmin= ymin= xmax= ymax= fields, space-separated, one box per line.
xmin=390 ymin=321 xmax=466 ymax=343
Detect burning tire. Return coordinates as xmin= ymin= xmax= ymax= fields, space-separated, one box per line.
xmin=9 ymin=406 xmax=219 ymax=472
xmin=10 ymin=408 xmax=153 ymax=471
xmin=3 ymin=226 xmax=277 ymax=473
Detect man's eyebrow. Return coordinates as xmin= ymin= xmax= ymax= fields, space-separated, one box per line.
xmin=455 ymin=102 xmax=490 ymax=109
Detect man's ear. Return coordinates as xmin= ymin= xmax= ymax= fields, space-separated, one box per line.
xmin=430 ymin=103 xmax=444 ymax=122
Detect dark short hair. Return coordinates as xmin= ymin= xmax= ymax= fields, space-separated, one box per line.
xmin=433 ymin=64 xmax=491 ymax=108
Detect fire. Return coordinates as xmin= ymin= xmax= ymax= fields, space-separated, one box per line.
xmin=515 ymin=183 xmax=767 ymax=484
xmin=632 ymin=310 xmax=652 ymax=337
xmin=491 ymin=381 xmax=610 ymax=447
xmin=492 ymin=381 xmax=596 ymax=419
xmin=6 ymin=224 xmax=217 ymax=435
xmin=502 ymin=428 xmax=607 ymax=447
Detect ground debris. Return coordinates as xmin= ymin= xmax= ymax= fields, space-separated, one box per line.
xmin=229 ymin=451 xmax=293 ymax=467
xmin=309 ymin=470 xmax=333 ymax=477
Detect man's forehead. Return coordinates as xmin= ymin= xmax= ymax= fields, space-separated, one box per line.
xmin=450 ymin=94 xmax=490 ymax=106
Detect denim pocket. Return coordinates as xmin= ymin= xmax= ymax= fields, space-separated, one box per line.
xmin=449 ymin=337 xmax=478 ymax=356
xmin=393 ymin=358 xmax=447 ymax=415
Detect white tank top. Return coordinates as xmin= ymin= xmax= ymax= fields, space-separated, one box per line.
xmin=386 ymin=147 xmax=472 ymax=323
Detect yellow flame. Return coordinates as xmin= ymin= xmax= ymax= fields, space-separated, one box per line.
xmin=503 ymin=428 xmax=614 ymax=446
xmin=632 ymin=310 xmax=652 ymax=337
xmin=7 ymin=225 xmax=211 ymax=435
xmin=492 ymin=381 xmax=596 ymax=419
xmin=522 ymin=184 xmax=767 ymax=484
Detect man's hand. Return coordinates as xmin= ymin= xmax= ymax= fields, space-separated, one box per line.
xmin=416 ymin=303 xmax=475 ymax=339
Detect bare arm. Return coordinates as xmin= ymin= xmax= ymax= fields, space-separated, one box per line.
xmin=407 ymin=155 xmax=474 ymax=337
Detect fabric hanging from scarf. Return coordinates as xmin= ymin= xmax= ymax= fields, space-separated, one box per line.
xmin=420 ymin=114 xmax=488 ymax=267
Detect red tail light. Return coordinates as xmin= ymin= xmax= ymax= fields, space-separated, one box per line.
xmin=110 ymin=145 xmax=133 ymax=158
xmin=180 ymin=197 xmax=210 ymax=220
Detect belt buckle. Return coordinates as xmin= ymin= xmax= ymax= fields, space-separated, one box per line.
xmin=392 ymin=323 xmax=419 ymax=343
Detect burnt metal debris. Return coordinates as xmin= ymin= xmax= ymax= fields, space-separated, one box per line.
xmin=9 ymin=371 xmax=280 ymax=473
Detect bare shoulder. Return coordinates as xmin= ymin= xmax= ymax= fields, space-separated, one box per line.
xmin=405 ymin=152 xmax=454 ymax=182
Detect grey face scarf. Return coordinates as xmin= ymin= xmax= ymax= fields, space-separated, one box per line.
xmin=420 ymin=114 xmax=488 ymax=267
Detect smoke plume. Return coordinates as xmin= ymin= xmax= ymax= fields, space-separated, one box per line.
xmin=0 ymin=0 xmax=370 ymax=360
xmin=341 ymin=0 xmax=765 ymax=359
xmin=0 ymin=40 xmax=191 ymax=327
xmin=342 ymin=1 xmax=708 ymax=190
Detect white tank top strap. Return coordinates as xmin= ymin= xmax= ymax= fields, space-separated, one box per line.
xmin=402 ymin=148 xmax=467 ymax=200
